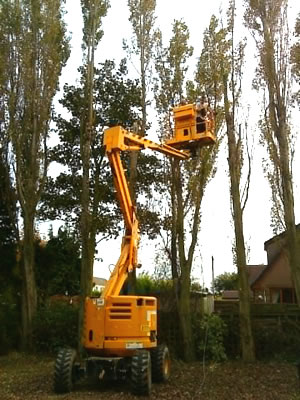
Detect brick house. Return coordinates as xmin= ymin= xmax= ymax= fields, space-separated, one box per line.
xmin=248 ymin=226 xmax=299 ymax=304
xmin=92 ymin=277 xmax=107 ymax=293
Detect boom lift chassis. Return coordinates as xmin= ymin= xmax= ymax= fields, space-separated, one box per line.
xmin=53 ymin=103 xmax=215 ymax=396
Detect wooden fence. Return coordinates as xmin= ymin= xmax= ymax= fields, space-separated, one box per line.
xmin=214 ymin=300 xmax=300 ymax=320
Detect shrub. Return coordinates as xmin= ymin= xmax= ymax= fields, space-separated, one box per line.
xmin=0 ymin=302 xmax=20 ymax=355
xmin=253 ymin=318 xmax=300 ymax=361
xmin=136 ymin=273 xmax=173 ymax=296
xmin=91 ymin=289 xmax=101 ymax=297
xmin=33 ymin=303 xmax=78 ymax=353
xmin=193 ymin=314 xmax=227 ymax=362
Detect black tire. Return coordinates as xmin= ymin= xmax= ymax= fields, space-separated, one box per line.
xmin=131 ymin=350 xmax=152 ymax=396
xmin=151 ymin=344 xmax=170 ymax=383
xmin=54 ymin=348 xmax=77 ymax=393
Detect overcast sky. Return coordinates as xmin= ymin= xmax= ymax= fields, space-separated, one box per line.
xmin=48 ymin=0 xmax=300 ymax=287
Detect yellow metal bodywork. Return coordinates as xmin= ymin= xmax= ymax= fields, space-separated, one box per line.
xmin=82 ymin=105 xmax=216 ymax=356
xmin=166 ymin=103 xmax=215 ymax=149
xmin=83 ymin=295 xmax=157 ymax=356
xmin=103 ymin=125 xmax=190 ymax=159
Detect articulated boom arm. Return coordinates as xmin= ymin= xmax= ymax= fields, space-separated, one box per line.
xmin=81 ymin=105 xmax=215 ymax=359
xmin=101 ymin=126 xmax=189 ymax=299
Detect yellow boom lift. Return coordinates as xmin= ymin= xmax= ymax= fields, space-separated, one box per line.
xmin=54 ymin=103 xmax=215 ymax=396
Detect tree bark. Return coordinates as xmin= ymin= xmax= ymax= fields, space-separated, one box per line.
xmin=174 ymin=159 xmax=195 ymax=362
xmin=178 ymin=268 xmax=194 ymax=361
xmin=21 ymin=211 xmax=37 ymax=350
xmin=78 ymin=7 xmax=96 ymax=351
xmin=225 ymin=85 xmax=255 ymax=362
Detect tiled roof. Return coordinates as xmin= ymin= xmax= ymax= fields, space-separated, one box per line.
xmin=222 ymin=290 xmax=239 ymax=299
xmin=264 ymin=223 xmax=300 ymax=250
xmin=246 ymin=265 xmax=267 ymax=286
xmin=93 ymin=277 xmax=107 ymax=286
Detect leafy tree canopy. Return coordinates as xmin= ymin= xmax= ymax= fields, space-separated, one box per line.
xmin=39 ymin=59 xmax=141 ymax=234
xmin=213 ymin=272 xmax=238 ymax=293
xmin=40 ymin=58 xmax=164 ymax=239
xmin=35 ymin=227 xmax=81 ymax=299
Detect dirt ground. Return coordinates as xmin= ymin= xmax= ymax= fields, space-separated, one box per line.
xmin=0 ymin=352 xmax=299 ymax=400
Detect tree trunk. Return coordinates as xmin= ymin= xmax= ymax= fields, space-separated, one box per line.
xmin=174 ymin=159 xmax=195 ymax=362
xmin=232 ymin=192 xmax=255 ymax=362
xmin=226 ymin=106 xmax=255 ymax=362
xmin=21 ymin=211 xmax=37 ymax=350
xmin=170 ymin=160 xmax=179 ymax=303
xmin=78 ymin=118 xmax=94 ymax=352
xmin=127 ymin=123 xmax=140 ymax=294
xmin=78 ymin=3 xmax=97 ymax=350
xmin=80 ymin=120 xmax=94 ymax=298
xmin=178 ymin=270 xmax=195 ymax=362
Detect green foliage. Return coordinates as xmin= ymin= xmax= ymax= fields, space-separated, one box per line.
xmin=33 ymin=303 xmax=78 ymax=353
xmin=154 ymin=19 xmax=193 ymax=110
xmin=193 ymin=314 xmax=227 ymax=362
xmin=0 ymin=302 xmax=20 ymax=355
xmin=135 ymin=273 xmax=156 ymax=294
xmin=1 ymin=0 xmax=70 ymax=348
xmin=91 ymin=289 xmax=101 ymax=297
xmin=40 ymin=59 xmax=142 ymax=237
xmin=0 ymin=156 xmax=21 ymax=354
xmin=127 ymin=0 xmax=156 ymax=60
xmin=126 ymin=0 xmax=157 ymax=132
xmin=291 ymin=15 xmax=300 ymax=104
xmin=35 ymin=227 xmax=81 ymax=300
xmin=253 ymin=319 xmax=300 ymax=361
xmin=1 ymin=0 xmax=70 ymax=208
xmin=194 ymin=15 xmax=226 ymax=103
xmin=135 ymin=273 xmax=173 ymax=296
xmin=0 ymin=160 xmax=21 ymax=354
xmin=152 ymin=249 xmax=172 ymax=280
xmin=0 ymin=155 xmax=18 ymax=246
xmin=0 ymin=241 xmax=20 ymax=300
xmin=213 ymin=272 xmax=238 ymax=294
xmin=81 ymin=0 xmax=110 ymax=52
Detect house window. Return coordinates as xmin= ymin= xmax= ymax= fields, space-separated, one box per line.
xmin=282 ymin=288 xmax=295 ymax=304
xmin=270 ymin=289 xmax=280 ymax=304
xmin=270 ymin=288 xmax=296 ymax=304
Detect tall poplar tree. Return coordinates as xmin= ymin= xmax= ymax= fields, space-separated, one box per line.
xmin=222 ymin=2 xmax=255 ymax=361
xmin=0 ymin=0 xmax=69 ymax=348
xmin=124 ymin=0 xmax=156 ymax=290
xmin=78 ymin=0 xmax=109 ymax=346
xmin=245 ymin=0 xmax=300 ymax=305
xmin=155 ymin=20 xmax=220 ymax=361
xmin=126 ymin=0 xmax=156 ymax=135
xmin=79 ymin=0 xmax=109 ymax=296
xmin=195 ymin=6 xmax=255 ymax=361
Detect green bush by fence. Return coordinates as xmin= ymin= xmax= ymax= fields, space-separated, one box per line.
xmin=9 ymin=298 xmax=300 ymax=362
xmin=215 ymin=302 xmax=300 ymax=361
xmin=32 ymin=303 xmax=78 ymax=353
xmin=193 ymin=314 xmax=228 ymax=361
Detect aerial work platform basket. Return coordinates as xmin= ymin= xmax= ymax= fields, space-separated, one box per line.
xmin=165 ymin=103 xmax=216 ymax=150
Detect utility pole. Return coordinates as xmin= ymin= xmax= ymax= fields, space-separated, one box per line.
xmin=211 ymin=255 xmax=215 ymax=297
